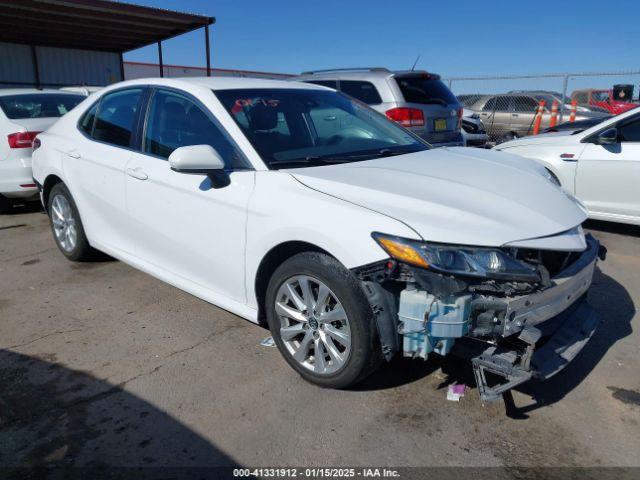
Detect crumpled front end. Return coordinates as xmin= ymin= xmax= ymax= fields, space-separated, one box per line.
xmin=355 ymin=234 xmax=605 ymax=402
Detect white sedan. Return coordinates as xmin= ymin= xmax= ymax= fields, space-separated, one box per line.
xmin=32 ymin=77 xmax=603 ymax=401
xmin=0 ymin=89 xmax=84 ymax=213
xmin=496 ymin=107 xmax=640 ymax=226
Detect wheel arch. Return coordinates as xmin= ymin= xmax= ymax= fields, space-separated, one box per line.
xmin=254 ymin=241 xmax=333 ymax=325
xmin=42 ymin=174 xmax=64 ymax=212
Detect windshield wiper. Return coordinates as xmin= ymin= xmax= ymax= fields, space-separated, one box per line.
xmin=270 ymin=156 xmax=356 ymax=167
xmin=270 ymin=149 xmax=414 ymax=168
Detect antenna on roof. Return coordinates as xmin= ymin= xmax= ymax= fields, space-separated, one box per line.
xmin=410 ymin=55 xmax=420 ymax=71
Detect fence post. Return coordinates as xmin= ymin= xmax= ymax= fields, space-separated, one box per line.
xmin=559 ymin=74 xmax=569 ymax=123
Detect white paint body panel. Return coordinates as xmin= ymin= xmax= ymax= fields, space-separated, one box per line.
xmin=32 ymin=77 xmax=590 ymax=323
xmin=497 ymin=108 xmax=640 ymax=225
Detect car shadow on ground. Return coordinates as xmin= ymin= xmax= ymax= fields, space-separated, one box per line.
xmin=0 ymin=349 xmax=239 ymax=476
xmin=354 ymin=269 xmax=634 ymax=419
xmin=507 ymin=268 xmax=634 ymax=418
xmin=1 ymin=201 xmax=44 ymax=216
xmin=585 ymin=219 xmax=640 ymax=238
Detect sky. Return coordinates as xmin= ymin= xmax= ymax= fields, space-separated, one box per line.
xmin=125 ymin=0 xmax=640 ymax=94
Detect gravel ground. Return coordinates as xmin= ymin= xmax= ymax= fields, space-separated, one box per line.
xmin=0 ymin=205 xmax=638 ymax=471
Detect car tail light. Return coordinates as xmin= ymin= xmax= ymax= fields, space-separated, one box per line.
xmin=8 ymin=131 xmax=41 ymax=149
xmin=386 ymin=108 xmax=425 ymax=127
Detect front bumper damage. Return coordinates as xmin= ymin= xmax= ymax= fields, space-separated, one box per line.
xmin=357 ymin=234 xmax=604 ymax=402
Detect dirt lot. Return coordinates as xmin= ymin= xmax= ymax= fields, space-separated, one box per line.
xmin=1 ymin=205 xmax=639 ymax=470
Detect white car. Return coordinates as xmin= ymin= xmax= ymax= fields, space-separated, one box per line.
xmin=0 ymin=89 xmax=84 ymax=213
xmin=32 ymin=78 xmax=603 ymax=401
xmin=496 ymin=107 xmax=640 ymax=226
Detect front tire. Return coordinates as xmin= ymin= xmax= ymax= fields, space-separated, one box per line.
xmin=47 ymin=183 xmax=96 ymax=261
xmin=266 ymin=252 xmax=381 ymax=388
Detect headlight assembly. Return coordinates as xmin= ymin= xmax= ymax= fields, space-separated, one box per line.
xmin=372 ymin=232 xmax=540 ymax=282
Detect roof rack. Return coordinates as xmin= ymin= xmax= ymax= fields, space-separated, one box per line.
xmin=300 ymin=67 xmax=390 ymax=75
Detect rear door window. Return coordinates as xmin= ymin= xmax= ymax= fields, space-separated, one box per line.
xmin=92 ymin=88 xmax=143 ymax=148
xmin=0 ymin=93 xmax=84 ymax=119
xmin=511 ymin=96 xmax=539 ymax=113
xmin=339 ymin=81 xmax=382 ymax=105
xmin=394 ymin=76 xmax=458 ymax=105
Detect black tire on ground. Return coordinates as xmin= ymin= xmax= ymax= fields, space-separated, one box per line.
xmin=265 ymin=251 xmax=382 ymax=389
xmin=0 ymin=194 xmax=12 ymax=214
xmin=47 ymin=183 xmax=96 ymax=261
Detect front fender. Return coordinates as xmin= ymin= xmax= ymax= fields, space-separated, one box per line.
xmin=244 ymin=171 xmax=419 ymax=309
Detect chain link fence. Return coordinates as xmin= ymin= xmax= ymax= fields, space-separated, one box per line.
xmin=445 ymin=71 xmax=640 ymax=143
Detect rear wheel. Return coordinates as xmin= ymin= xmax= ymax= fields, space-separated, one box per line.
xmin=0 ymin=195 xmax=11 ymax=214
xmin=266 ymin=252 xmax=381 ymax=388
xmin=47 ymin=183 xmax=96 ymax=261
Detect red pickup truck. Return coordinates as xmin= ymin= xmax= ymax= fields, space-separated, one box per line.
xmin=571 ymin=88 xmax=639 ymax=115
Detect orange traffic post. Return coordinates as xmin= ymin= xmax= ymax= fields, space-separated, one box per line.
xmin=569 ymin=100 xmax=578 ymax=122
xmin=532 ymin=100 xmax=546 ymax=135
xmin=549 ymin=100 xmax=559 ymax=128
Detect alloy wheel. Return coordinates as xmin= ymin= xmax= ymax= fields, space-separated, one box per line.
xmin=50 ymin=194 xmax=77 ymax=252
xmin=275 ymin=275 xmax=352 ymax=375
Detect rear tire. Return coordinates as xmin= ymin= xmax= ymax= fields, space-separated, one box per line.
xmin=0 ymin=195 xmax=11 ymax=214
xmin=266 ymin=252 xmax=381 ymax=389
xmin=47 ymin=183 xmax=96 ymax=261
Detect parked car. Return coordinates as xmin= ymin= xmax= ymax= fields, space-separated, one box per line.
xmin=295 ymin=68 xmax=463 ymax=148
xmin=543 ymin=115 xmax=611 ymax=133
xmin=467 ymin=93 xmax=607 ymax=143
xmin=33 ymin=77 xmax=603 ymax=401
xmin=496 ymin=106 xmax=640 ymax=225
xmin=461 ymin=108 xmax=489 ymax=147
xmin=571 ymin=88 xmax=639 ymax=115
xmin=0 ymin=89 xmax=84 ymax=213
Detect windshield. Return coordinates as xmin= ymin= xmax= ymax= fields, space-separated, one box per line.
xmin=215 ymin=88 xmax=428 ymax=169
xmin=0 ymin=93 xmax=84 ymax=119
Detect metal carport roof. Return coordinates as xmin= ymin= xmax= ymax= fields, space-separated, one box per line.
xmin=0 ymin=0 xmax=215 ymax=53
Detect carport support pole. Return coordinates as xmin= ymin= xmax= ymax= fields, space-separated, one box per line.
xmin=157 ymin=41 xmax=164 ymax=78
xmin=30 ymin=45 xmax=41 ymax=88
xmin=205 ymin=24 xmax=211 ymax=76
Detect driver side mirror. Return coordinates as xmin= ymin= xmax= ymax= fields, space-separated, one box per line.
xmin=592 ymin=127 xmax=618 ymax=145
xmin=168 ymin=145 xmax=225 ymax=174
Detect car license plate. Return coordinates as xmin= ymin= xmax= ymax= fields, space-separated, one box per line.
xmin=434 ymin=118 xmax=447 ymax=131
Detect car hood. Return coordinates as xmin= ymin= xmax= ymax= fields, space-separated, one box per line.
xmin=496 ymin=132 xmax=576 ymax=149
xmin=289 ymin=147 xmax=587 ymax=248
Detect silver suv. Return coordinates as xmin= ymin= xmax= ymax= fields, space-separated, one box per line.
xmin=295 ymin=68 xmax=463 ymax=147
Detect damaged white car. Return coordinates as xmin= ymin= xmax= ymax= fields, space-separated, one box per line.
xmin=32 ymin=78 xmax=605 ymax=401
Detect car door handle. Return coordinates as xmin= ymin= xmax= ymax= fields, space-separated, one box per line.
xmin=511 ymin=113 xmax=519 ymax=117
xmin=126 ymin=167 xmax=148 ymax=180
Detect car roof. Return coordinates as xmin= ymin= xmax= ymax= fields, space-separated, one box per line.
xmin=0 ymin=88 xmax=84 ymax=97
xmin=295 ymin=69 xmax=440 ymax=81
xmin=101 ymin=76 xmax=327 ymax=92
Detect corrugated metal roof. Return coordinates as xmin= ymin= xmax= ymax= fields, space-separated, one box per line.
xmin=0 ymin=0 xmax=214 ymax=52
